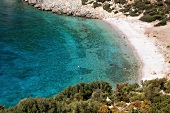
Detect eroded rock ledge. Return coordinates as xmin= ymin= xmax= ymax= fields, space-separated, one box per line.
xmin=24 ymin=0 xmax=121 ymax=19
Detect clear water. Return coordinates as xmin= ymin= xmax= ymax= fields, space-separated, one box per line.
xmin=0 ymin=0 xmax=138 ymax=107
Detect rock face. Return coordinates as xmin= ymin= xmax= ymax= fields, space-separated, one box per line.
xmin=24 ymin=0 xmax=120 ymax=19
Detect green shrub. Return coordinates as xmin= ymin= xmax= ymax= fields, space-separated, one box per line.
xmin=67 ymin=99 xmax=101 ymax=113
xmin=114 ymin=11 xmax=119 ymax=14
xmin=4 ymin=98 xmax=65 ymax=113
xmin=139 ymin=15 xmax=156 ymax=22
xmin=153 ymin=15 xmax=164 ymax=20
xmin=144 ymin=0 xmax=151 ymax=4
xmin=143 ymin=8 xmax=157 ymax=16
xmin=0 ymin=105 xmax=4 ymax=110
xmin=103 ymin=3 xmax=113 ymax=12
xmin=93 ymin=2 xmax=102 ymax=8
xmin=96 ymin=0 xmax=111 ymax=3
xmin=115 ymin=101 xmax=127 ymax=107
xmin=54 ymin=81 xmax=112 ymax=102
xmin=114 ymin=83 xmax=139 ymax=102
xmin=157 ymin=1 xmax=164 ymax=6
xmin=132 ymin=1 xmax=147 ymax=10
xmin=142 ymin=78 xmax=167 ymax=102
xmin=0 ymin=105 xmax=5 ymax=113
xmin=154 ymin=19 xmax=167 ymax=26
xmin=119 ymin=8 xmax=129 ymax=13
xmin=164 ymin=80 xmax=170 ymax=93
xmin=114 ymin=0 xmax=126 ymax=4
xmin=129 ymin=92 xmax=145 ymax=102
xmin=88 ymin=1 xmax=94 ymax=4
xmin=151 ymin=95 xmax=170 ymax=113
xmin=81 ymin=0 xmax=88 ymax=5
xmin=1 ymin=79 xmax=170 ymax=112
xmin=165 ymin=0 xmax=170 ymax=4
xmin=129 ymin=12 xmax=139 ymax=16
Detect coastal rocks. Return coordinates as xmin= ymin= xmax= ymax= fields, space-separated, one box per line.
xmin=51 ymin=3 xmax=100 ymax=18
xmin=34 ymin=4 xmax=41 ymax=8
xmin=25 ymin=0 xmax=42 ymax=5
xmin=41 ymin=3 xmax=55 ymax=11
xmin=23 ymin=0 xmax=119 ymax=19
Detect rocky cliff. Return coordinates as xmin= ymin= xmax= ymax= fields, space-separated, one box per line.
xmin=24 ymin=0 xmax=122 ymax=19
xmin=24 ymin=0 xmax=170 ymax=25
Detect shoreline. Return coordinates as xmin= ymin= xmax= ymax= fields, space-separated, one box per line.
xmin=24 ymin=0 xmax=170 ymax=83
xmin=103 ymin=17 xmax=170 ymax=83
xmin=103 ymin=18 xmax=143 ymax=84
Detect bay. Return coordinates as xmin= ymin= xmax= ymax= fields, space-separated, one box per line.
xmin=0 ymin=0 xmax=138 ymax=107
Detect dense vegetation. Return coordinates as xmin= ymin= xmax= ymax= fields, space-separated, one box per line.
xmin=0 ymin=78 xmax=170 ymax=113
xmin=81 ymin=0 xmax=170 ymax=26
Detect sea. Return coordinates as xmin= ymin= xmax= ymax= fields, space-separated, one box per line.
xmin=0 ymin=0 xmax=138 ymax=107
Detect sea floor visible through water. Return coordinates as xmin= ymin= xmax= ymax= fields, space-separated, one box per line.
xmin=0 ymin=0 xmax=138 ymax=107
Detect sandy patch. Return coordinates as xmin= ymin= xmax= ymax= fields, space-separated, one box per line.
xmin=103 ymin=17 xmax=170 ymax=83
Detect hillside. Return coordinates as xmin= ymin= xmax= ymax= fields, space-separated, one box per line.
xmin=0 ymin=78 xmax=170 ymax=113
xmin=25 ymin=0 xmax=170 ymax=26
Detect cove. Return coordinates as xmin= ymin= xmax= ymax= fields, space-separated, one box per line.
xmin=0 ymin=0 xmax=138 ymax=107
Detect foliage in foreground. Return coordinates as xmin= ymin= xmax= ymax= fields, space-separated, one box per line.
xmin=0 ymin=79 xmax=170 ymax=113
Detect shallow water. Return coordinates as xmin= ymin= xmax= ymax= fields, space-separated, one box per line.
xmin=0 ymin=0 xmax=138 ymax=107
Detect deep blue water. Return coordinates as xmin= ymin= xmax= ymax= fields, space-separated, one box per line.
xmin=0 ymin=0 xmax=138 ymax=107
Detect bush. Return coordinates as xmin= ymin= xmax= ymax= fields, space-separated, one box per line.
xmin=157 ymin=1 xmax=164 ymax=6
xmin=81 ymin=0 xmax=88 ymax=5
xmin=142 ymin=78 xmax=167 ymax=102
xmin=0 ymin=105 xmax=4 ymax=110
xmin=119 ymin=8 xmax=129 ymax=13
xmin=154 ymin=19 xmax=167 ymax=26
xmin=165 ymin=0 xmax=170 ymax=4
xmin=67 ymin=100 xmax=101 ymax=113
xmin=132 ymin=1 xmax=147 ymax=10
xmin=4 ymin=98 xmax=65 ymax=113
xmin=103 ymin=3 xmax=113 ymax=12
xmin=143 ymin=8 xmax=157 ymax=16
xmin=129 ymin=13 xmax=139 ymax=17
xmin=139 ymin=15 xmax=156 ymax=22
xmin=88 ymin=1 xmax=94 ymax=4
xmin=96 ymin=0 xmax=111 ymax=3
xmin=114 ymin=0 xmax=126 ymax=4
xmin=151 ymin=95 xmax=170 ymax=113
xmin=114 ymin=83 xmax=139 ymax=102
xmin=153 ymin=15 xmax=164 ymax=20
xmin=0 ymin=105 xmax=5 ymax=113
xmin=115 ymin=101 xmax=127 ymax=107
xmin=129 ymin=92 xmax=145 ymax=102
xmin=98 ymin=105 xmax=109 ymax=113
xmin=1 ymin=79 xmax=170 ymax=113
xmin=93 ymin=2 xmax=102 ymax=8
xmin=54 ymin=81 xmax=112 ymax=102
xmin=164 ymin=80 xmax=170 ymax=93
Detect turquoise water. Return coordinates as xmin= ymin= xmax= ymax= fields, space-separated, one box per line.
xmin=0 ymin=0 xmax=138 ymax=107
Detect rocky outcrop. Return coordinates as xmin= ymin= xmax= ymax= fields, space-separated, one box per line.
xmin=24 ymin=0 xmax=122 ymax=19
